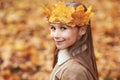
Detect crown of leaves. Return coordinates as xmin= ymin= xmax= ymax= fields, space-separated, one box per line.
xmin=42 ymin=1 xmax=94 ymax=27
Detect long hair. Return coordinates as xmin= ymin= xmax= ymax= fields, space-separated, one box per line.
xmin=52 ymin=2 xmax=98 ymax=80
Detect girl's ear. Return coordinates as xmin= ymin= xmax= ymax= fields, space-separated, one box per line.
xmin=78 ymin=26 xmax=87 ymax=37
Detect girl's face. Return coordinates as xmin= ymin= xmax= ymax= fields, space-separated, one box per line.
xmin=50 ymin=23 xmax=79 ymax=50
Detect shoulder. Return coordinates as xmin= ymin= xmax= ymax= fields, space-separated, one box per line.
xmin=66 ymin=59 xmax=87 ymax=72
xmin=60 ymin=59 xmax=93 ymax=80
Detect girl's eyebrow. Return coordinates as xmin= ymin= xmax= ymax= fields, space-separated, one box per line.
xmin=49 ymin=24 xmax=70 ymax=28
xmin=50 ymin=24 xmax=61 ymax=28
xmin=49 ymin=24 xmax=54 ymax=26
xmin=50 ymin=24 xmax=58 ymax=27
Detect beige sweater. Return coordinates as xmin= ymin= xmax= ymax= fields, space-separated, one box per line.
xmin=50 ymin=50 xmax=94 ymax=80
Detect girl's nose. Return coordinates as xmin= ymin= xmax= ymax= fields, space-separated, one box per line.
xmin=54 ymin=30 xmax=60 ymax=39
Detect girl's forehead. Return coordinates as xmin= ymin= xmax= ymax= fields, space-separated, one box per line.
xmin=50 ymin=23 xmax=67 ymax=27
xmin=50 ymin=23 xmax=59 ymax=26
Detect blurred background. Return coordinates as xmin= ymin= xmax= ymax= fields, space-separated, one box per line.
xmin=0 ymin=0 xmax=120 ymax=80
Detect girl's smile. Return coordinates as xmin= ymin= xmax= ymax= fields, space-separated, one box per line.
xmin=55 ymin=40 xmax=65 ymax=45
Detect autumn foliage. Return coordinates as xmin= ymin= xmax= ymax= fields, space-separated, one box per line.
xmin=0 ymin=0 xmax=120 ymax=80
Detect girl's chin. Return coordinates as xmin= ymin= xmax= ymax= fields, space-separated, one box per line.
xmin=56 ymin=46 xmax=67 ymax=50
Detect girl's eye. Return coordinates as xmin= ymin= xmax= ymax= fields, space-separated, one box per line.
xmin=50 ymin=26 xmax=56 ymax=31
xmin=60 ymin=26 xmax=67 ymax=31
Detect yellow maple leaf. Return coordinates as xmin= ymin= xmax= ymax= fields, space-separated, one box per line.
xmin=42 ymin=5 xmax=54 ymax=18
xmin=49 ymin=1 xmax=75 ymax=23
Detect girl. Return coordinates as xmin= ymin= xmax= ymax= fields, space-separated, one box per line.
xmin=43 ymin=1 xmax=98 ymax=80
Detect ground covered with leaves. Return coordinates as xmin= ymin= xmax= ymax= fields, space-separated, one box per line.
xmin=0 ymin=0 xmax=120 ymax=80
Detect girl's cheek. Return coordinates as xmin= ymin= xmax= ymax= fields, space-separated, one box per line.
xmin=50 ymin=32 xmax=54 ymax=38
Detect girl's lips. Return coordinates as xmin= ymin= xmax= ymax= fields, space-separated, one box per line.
xmin=55 ymin=40 xmax=65 ymax=45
